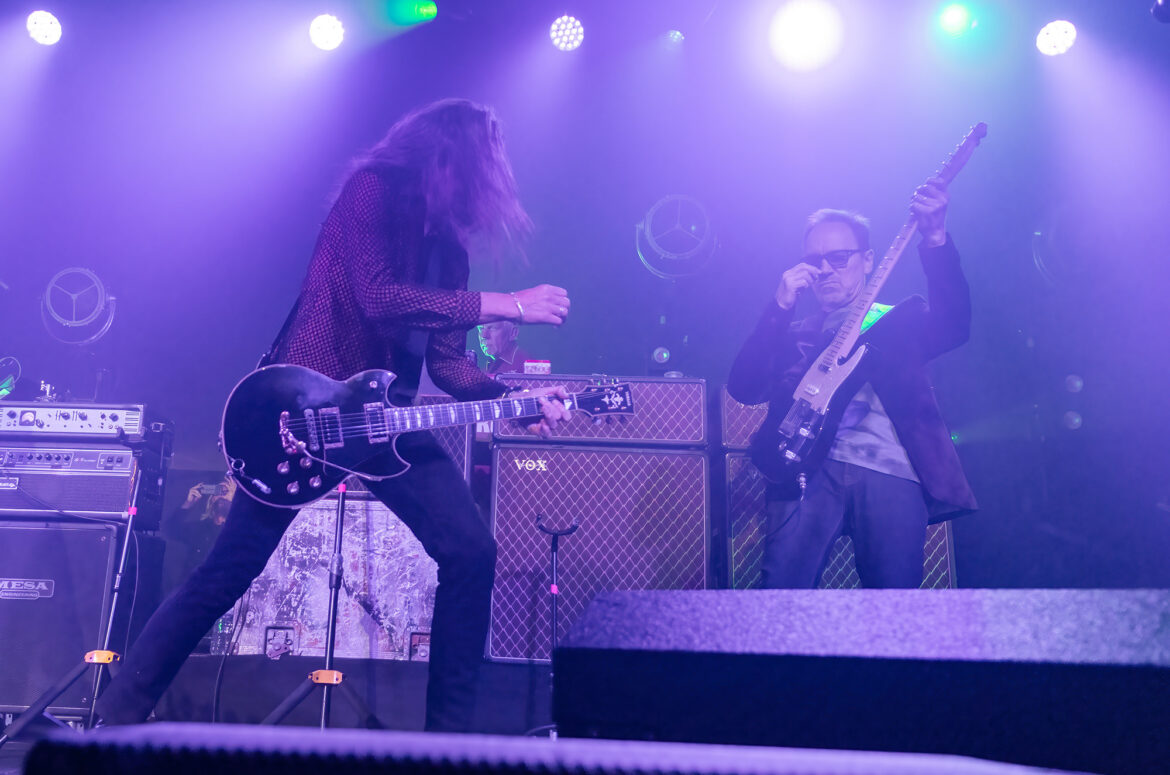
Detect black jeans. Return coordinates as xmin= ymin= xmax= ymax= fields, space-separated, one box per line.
xmin=97 ymin=432 xmax=496 ymax=732
xmin=760 ymin=459 xmax=929 ymax=589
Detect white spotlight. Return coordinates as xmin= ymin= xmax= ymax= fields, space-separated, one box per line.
xmin=1036 ymin=20 xmax=1076 ymax=56
xmin=550 ymin=15 xmax=584 ymax=51
xmin=27 ymin=10 xmax=62 ymax=46
xmin=769 ymin=0 xmax=844 ymax=72
xmin=310 ymin=14 xmax=345 ymax=51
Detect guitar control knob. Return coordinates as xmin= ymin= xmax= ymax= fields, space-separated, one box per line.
xmin=277 ymin=461 xmax=291 ymax=475
xmin=286 ymin=482 xmax=300 ymax=495
xmin=309 ymin=476 xmax=322 ymax=488
xmin=299 ymin=457 xmax=312 ymax=469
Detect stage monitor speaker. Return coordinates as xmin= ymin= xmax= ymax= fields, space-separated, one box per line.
xmin=23 ymin=722 xmax=1068 ymax=775
xmin=0 ymin=520 xmax=117 ymax=716
xmin=489 ymin=444 xmax=708 ymax=663
xmin=554 ymin=589 xmax=1170 ymax=775
xmin=725 ymin=452 xmax=955 ymax=589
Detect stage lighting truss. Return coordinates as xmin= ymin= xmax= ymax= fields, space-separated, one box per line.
xmin=41 ymin=267 xmax=117 ymax=346
xmin=550 ymin=15 xmax=584 ymax=51
xmin=636 ymin=195 xmax=718 ymax=279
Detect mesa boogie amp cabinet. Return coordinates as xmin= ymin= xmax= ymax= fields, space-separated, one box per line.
xmin=725 ymin=452 xmax=955 ymax=589
xmin=0 ymin=520 xmax=117 ymax=717
xmin=492 ymin=375 xmax=707 ymax=447
xmin=489 ymin=444 xmax=709 ymax=663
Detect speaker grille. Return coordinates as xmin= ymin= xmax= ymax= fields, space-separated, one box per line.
xmin=725 ymin=454 xmax=954 ymax=589
xmin=490 ymin=445 xmax=708 ymax=662
xmin=0 ymin=521 xmax=117 ymax=714
xmin=493 ymin=376 xmax=706 ymax=446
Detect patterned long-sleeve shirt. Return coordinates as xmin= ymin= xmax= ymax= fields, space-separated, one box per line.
xmin=272 ymin=165 xmax=508 ymax=405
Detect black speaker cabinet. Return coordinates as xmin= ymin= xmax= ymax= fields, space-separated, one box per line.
xmin=0 ymin=520 xmax=118 ymax=716
xmin=489 ymin=444 xmax=708 ymax=663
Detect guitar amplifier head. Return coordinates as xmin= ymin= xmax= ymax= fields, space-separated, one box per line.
xmin=725 ymin=452 xmax=955 ymax=590
xmin=493 ymin=374 xmax=706 ymax=447
xmin=489 ymin=444 xmax=709 ymax=663
xmin=720 ymin=385 xmax=767 ymax=450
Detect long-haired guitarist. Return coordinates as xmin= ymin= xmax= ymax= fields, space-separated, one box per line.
xmin=728 ymin=177 xmax=977 ymax=589
xmin=96 ymin=99 xmax=572 ymax=732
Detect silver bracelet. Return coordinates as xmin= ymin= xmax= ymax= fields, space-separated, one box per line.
xmin=509 ymin=293 xmax=525 ymax=322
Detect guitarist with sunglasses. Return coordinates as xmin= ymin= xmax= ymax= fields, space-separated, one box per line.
xmin=728 ymin=177 xmax=977 ymax=590
xmin=95 ymin=99 xmax=571 ymax=733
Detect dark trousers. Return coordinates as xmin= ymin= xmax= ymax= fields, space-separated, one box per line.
xmin=96 ymin=432 xmax=495 ymax=732
xmin=760 ymin=459 xmax=929 ymax=589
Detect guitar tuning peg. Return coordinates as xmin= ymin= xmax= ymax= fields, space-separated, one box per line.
xmin=592 ymin=416 xmax=603 ymax=425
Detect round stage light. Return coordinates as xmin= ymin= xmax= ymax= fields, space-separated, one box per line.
xmin=550 ymin=15 xmax=584 ymax=51
xmin=667 ymin=30 xmax=685 ymax=44
xmin=1062 ymin=410 xmax=1083 ymax=430
xmin=27 ymin=10 xmax=62 ymax=46
xmin=1036 ymin=20 xmax=1076 ymax=56
xmin=310 ymin=14 xmax=345 ymax=51
xmin=768 ymin=0 xmax=844 ymax=72
xmin=939 ymin=4 xmax=974 ymax=36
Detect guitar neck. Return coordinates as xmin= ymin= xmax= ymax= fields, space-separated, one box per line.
xmin=816 ymin=218 xmax=917 ymax=370
xmin=383 ymin=392 xmax=580 ymax=434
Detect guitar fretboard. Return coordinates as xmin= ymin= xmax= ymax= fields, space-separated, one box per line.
xmin=381 ymin=393 xmax=581 ymax=434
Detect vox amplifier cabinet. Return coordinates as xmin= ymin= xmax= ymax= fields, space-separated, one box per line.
xmin=212 ymin=491 xmax=436 ymax=661
xmin=720 ymin=385 xmax=767 ymax=451
xmin=725 ymin=452 xmax=955 ymax=589
xmin=0 ymin=520 xmax=117 ymax=716
xmin=492 ymin=375 xmax=706 ymax=447
xmin=489 ymin=444 xmax=709 ymax=663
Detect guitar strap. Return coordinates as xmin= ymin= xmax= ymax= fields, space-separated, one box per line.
xmin=257 ymin=292 xmax=303 ymax=368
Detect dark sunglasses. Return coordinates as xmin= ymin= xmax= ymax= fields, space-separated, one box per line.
xmin=803 ymin=248 xmax=862 ymax=270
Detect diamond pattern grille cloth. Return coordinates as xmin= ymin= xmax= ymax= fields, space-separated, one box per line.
xmin=726 ymin=453 xmax=953 ymax=590
xmin=720 ymin=386 xmax=768 ymax=450
xmin=493 ymin=375 xmax=706 ymax=446
xmin=490 ymin=445 xmax=708 ymax=662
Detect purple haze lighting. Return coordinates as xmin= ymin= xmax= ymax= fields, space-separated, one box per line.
xmin=309 ymin=14 xmax=345 ymax=50
xmin=1036 ymin=20 xmax=1076 ymax=56
xmin=768 ymin=0 xmax=844 ymax=72
xmin=550 ymin=15 xmax=584 ymax=51
xmin=27 ymin=11 xmax=62 ymax=46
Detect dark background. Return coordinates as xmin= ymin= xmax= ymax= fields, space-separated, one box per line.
xmin=2 ymin=0 xmax=1168 ymax=587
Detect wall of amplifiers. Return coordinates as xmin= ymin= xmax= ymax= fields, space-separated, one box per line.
xmin=218 ymin=376 xmax=955 ymax=666
xmin=0 ymin=402 xmax=172 ymax=717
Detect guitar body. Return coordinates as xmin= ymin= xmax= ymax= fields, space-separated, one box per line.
xmin=749 ymin=338 xmax=871 ymax=489
xmin=221 ymin=365 xmax=408 ymax=509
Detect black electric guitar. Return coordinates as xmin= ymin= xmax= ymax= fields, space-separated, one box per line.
xmin=751 ymin=122 xmax=987 ymax=487
xmin=221 ymin=364 xmax=634 ymax=508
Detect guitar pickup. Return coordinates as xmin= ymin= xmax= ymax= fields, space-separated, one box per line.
xmin=317 ymin=406 xmax=344 ymax=449
xmin=364 ymin=403 xmax=389 ymax=443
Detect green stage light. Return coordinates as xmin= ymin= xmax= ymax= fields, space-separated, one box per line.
xmin=387 ymin=1 xmax=437 ymax=26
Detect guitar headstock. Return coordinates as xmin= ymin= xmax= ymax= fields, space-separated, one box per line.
xmin=936 ymin=122 xmax=988 ymax=186
xmin=574 ymin=383 xmax=635 ymax=418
